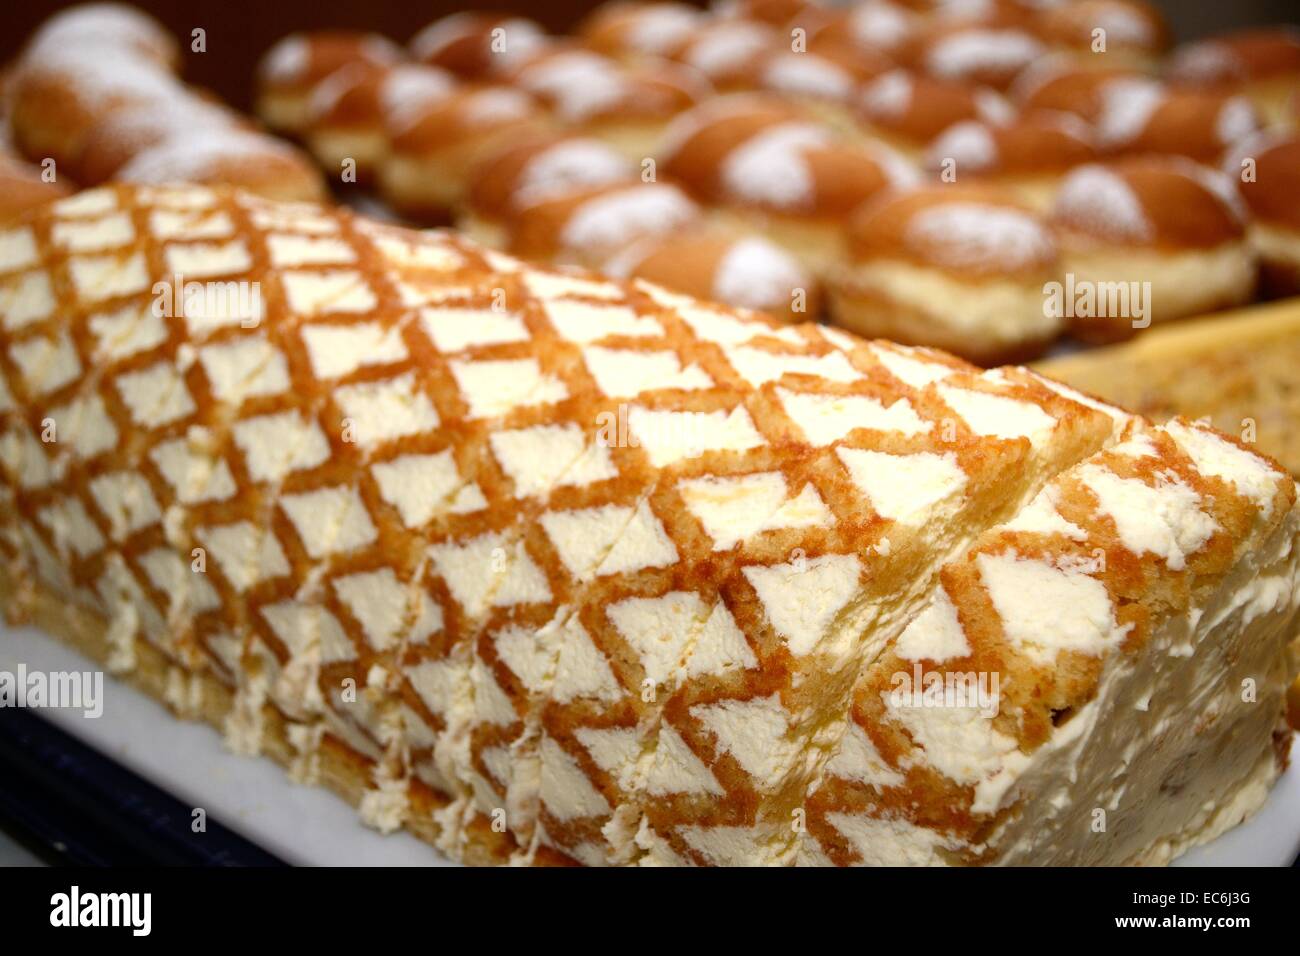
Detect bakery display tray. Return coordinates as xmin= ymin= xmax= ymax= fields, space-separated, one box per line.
xmin=1 ymin=619 xmax=1294 ymax=867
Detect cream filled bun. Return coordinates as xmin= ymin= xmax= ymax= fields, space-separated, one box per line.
xmin=1031 ymin=0 xmax=1169 ymax=71
xmin=1009 ymin=56 xmax=1143 ymax=122
xmin=1092 ymin=77 xmax=1262 ymax=163
xmin=408 ymin=12 xmax=550 ymax=81
xmin=852 ymin=69 xmax=1014 ymax=159
xmin=1225 ymin=133 xmax=1300 ymax=297
xmin=666 ymin=18 xmax=783 ymax=92
xmin=302 ymin=63 xmax=456 ymax=183
xmin=1168 ymin=27 xmax=1300 ymax=127
xmin=604 ymin=228 xmax=820 ymax=322
xmin=1049 ymin=157 xmax=1255 ymax=342
xmin=902 ymin=18 xmax=1048 ymax=91
xmin=503 ymin=179 xmax=702 ymax=268
xmin=577 ymin=2 xmax=706 ymax=64
xmin=830 ymin=184 xmax=1064 ymax=363
xmin=504 ymin=49 xmax=712 ymax=161
xmin=379 ymin=86 xmax=549 ymax=222
xmin=255 ymin=31 xmax=403 ymax=134
xmin=924 ymin=111 xmax=1097 ymax=210
xmin=460 ymin=133 xmax=637 ymax=247
xmin=733 ymin=42 xmax=896 ymax=131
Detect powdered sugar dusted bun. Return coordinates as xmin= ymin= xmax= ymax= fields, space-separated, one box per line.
xmin=379 ymin=86 xmax=548 ymax=222
xmin=0 ymin=154 xmax=71 ymax=223
xmin=1033 ymin=0 xmax=1169 ymax=70
xmin=741 ymin=44 xmax=896 ymax=131
xmin=504 ymin=180 xmax=702 ymax=267
xmin=22 ymin=2 xmax=179 ymax=70
xmin=256 ymin=31 xmax=404 ymax=134
xmin=115 ymin=128 xmax=328 ymax=203
xmin=409 ymin=12 xmax=549 ymax=80
xmin=830 ymin=185 xmax=1064 ymax=363
xmin=1093 ymin=77 xmax=1262 ymax=163
xmin=606 ymin=229 xmax=819 ymax=321
xmin=578 ymin=2 xmax=706 ymax=62
xmin=6 ymin=48 xmax=182 ymax=170
xmin=657 ymin=94 xmax=807 ymax=188
xmin=303 ymin=63 xmax=456 ymax=182
xmin=807 ymin=0 xmax=921 ymax=57
xmin=73 ymin=94 xmax=246 ymax=186
xmin=1168 ymin=27 xmax=1300 ymax=126
xmin=925 ymin=112 xmax=1097 ymax=209
xmin=506 ymin=50 xmax=712 ymax=160
xmin=1225 ymin=134 xmax=1300 ymax=296
xmin=461 ymin=133 xmax=637 ymax=247
xmin=1050 ymin=158 xmax=1255 ymax=341
xmin=1010 ymin=57 xmax=1143 ymax=122
xmin=853 ymin=69 xmax=1014 ymax=157
xmin=667 ymin=19 xmax=783 ymax=91
xmin=905 ymin=20 xmax=1048 ymax=90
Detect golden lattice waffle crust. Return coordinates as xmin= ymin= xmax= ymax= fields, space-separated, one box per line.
xmin=1 ymin=184 xmax=1296 ymax=866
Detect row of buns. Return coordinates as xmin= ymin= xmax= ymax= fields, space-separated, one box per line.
xmin=253 ymin=1 xmax=1300 ymax=363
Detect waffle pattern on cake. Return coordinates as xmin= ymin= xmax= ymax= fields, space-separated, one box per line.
xmin=1 ymin=183 xmax=1296 ymax=866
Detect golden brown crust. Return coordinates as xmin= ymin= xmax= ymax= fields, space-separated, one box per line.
xmin=409 ymin=13 xmax=550 ymax=80
xmin=577 ymin=2 xmax=704 ymax=60
xmin=387 ymin=85 xmax=547 ymax=156
xmin=1168 ymin=27 xmax=1300 ymax=86
xmin=0 ymin=155 xmax=71 ymax=223
xmin=1101 ymin=84 xmax=1261 ymax=164
xmin=846 ymin=184 xmax=1058 ymax=278
xmin=257 ymin=31 xmax=403 ymax=98
xmin=1011 ymin=61 xmax=1143 ymax=122
xmin=464 ymin=133 xmax=635 ymax=223
xmin=1051 ymin=157 xmax=1246 ymax=250
xmin=926 ymin=112 xmax=1097 ymax=176
xmin=1033 ymin=0 xmax=1170 ymax=56
xmin=666 ymin=19 xmax=783 ymax=90
xmin=900 ymin=18 xmax=1047 ymax=90
xmin=1232 ymin=135 xmax=1300 ymax=232
xmin=855 ymin=70 xmax=1012 ymax=147
xmin=659 ymin=95 xmax=806 ymax=192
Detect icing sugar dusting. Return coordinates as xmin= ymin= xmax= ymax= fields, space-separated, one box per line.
xmin=515 ymin=140 xmax=632 ymax=207
xmin=1215 ymin=96 xmax=1259 ymax=146
xmin=521 ymin=52 xmax=628 ymax=121
xmin=905 ymin=203 xmax=1054 ymax=270
xmin=763 ymin=55 xmax=853 ymax=101
xmin=850 ymin=1 xmax=915 ymax=50
xmin=927 ymin=120 xmax=998 ymax=171
xmin=117 ymin=129 xmax=299 ymax=183
xmin=628 ymin=5 xmax=700 ymax=54
xmin=859 ymin=70 xmax=913 ymax=120
xmin=686 ymin=22 xmax=772 ymax=76
xmin=380 ymin=65 xmax=455 ymax=124
xmin=1053 ymin=164 xmax=1152 ymax=242
xmin=561 ymin=185 xmax=698 ymax=254
xmin=720 ymin=123 xmax=831 ymax=209
xmin=262 ymin=36 xmax=310 ymax=83
xmin=1095 ymin=77 xmax=1165 ymax=147
xmin=926 ymin=30 xmax=1045 ymax=81
xmin=713 ymin=238 xmax=808 ymax=311
xmin=464 ymin=88 xmax=534 ymax=124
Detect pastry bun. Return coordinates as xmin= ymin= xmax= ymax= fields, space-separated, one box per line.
xmin=256 ymin=31 xmax=403 ymax=134
xmin=0 ymin=154 xmax=71 ymax=222
xmin=409 ymin=12 xmax=550 ymax=80
xmin=460 ymin=133 xmax=637 ymax=247
xmin=379 ymin=86 xmax=548 ymax=222
xmin=1093 ymin=77 xmax=1261 ymax=163
xmin=667 ymin=19 xmax=782 ymax=91
xmin=1033 ymin=0 xmax=1170 ymax=71
xmin=1050 ymin=157 xmax=1255 ymax=341
xmin=577 ymin=2 xmax=705 ymax=63
xmin=1226 ymin=134 xmax=1300 ymax=297
xmin=606 ymin=228 xmax=819 ymax=322
xmin=852 ymin=69 xmax=1014 ymax=158
xmin=924 ymin=111 xmax=1097 ymax=210
xmin=504 ymin=179 xmax=702 ymax=268
xmin=22 ymin=2 xmax=180 ymax=70
xmin=903 ymin=19 xmax=1048 ymax=90
xmin=1168 ymin=27 xmax=1300 ymax=126
xmin=829 ymin=184 xmax=1064 ymax=363
xmin=1010 ymin=57 xmax=1143 ymax=122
